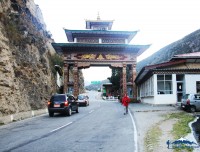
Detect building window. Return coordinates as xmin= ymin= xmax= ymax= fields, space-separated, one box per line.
xmin=157 ymin=75 xmax=173 ymax=94
xmin=140 ymin=76 xmax=154 ymax=97
xmin=197 ymin=81 xmax=200 ymax=93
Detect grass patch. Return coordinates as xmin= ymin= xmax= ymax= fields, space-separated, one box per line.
xmin=164 ymin=112 xmax=195 ymax=152
xmin=144 ymin=124 xmax=162 ymax=152
xmin=144 ymin=112 xmax=195 ymax=152
xmin=165 ymin=112 xmax=195 ymax=139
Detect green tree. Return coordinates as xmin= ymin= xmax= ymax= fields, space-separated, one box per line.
xmin=49 ymin=54 xmax=64 ymax=75
xmin=110 ymin=68 xmax=121 ymax=90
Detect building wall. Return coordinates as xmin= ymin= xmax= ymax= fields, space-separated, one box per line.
xmin=185 ymin=74 xmax=200 ymax=94
xmin=140 ymin=96 xmax=154 ymax=104
xmin=154 ymin=74 xmax=177 ymax=104
xmin=141 ymin=74 xmax=177 ymax=104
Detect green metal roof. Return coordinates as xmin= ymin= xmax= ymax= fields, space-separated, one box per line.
xmin=52 ymin=43 xmax=150 ymax=56
xmin=64 ymin=29 xmax=138 ymax=42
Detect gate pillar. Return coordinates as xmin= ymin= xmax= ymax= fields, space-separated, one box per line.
xmin=122 ymin=63 xmax=127 ymax=95
xmin=63 ymin=63 xmax=69 ymax=93
xmin=73 ymin=63 xmax=79 ymax=97
xmin=132 ymin=64 xmax=137 ymax=98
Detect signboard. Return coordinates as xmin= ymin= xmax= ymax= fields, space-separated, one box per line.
xmin=91 ymin=81 xmax=101 ymax=84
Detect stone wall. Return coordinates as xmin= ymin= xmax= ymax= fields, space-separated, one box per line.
xmin=0 ymin=0 xmax=56 ymax=116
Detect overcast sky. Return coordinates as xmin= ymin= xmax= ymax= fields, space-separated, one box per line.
xmin=34 ymin=0 xmax=200 ymax=82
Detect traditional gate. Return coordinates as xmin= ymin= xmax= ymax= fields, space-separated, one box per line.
xmin=52 ymin=16 xmax=149 ymax=98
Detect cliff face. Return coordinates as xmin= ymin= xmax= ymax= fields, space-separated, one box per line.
xmin=0 ymin=0 xmax=56 ymax=116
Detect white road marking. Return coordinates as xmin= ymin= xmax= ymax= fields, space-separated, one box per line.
xmin=129 ymin=110 xmax=138 ymax=152
xmin=89 ymin=110 xmax=94 ymax=114
xmin=50 ymin=122 xmax=73 ymax=133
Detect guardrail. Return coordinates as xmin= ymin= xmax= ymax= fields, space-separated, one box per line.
xmin=0 ymin=109 xmax=48 ymax=125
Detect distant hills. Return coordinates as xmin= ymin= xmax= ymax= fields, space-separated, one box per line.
xmin=85 ymin=79 xmax=110 ymax=91
xmin=137 ymin=29 xmax=200 ymax=72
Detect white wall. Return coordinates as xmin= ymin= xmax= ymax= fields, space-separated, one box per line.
xmin=142 ymin=74 xmax=177 ymax=104
xmin=185 ymin=74 xmax=200 ymax=94
xmin=141 ymin=96 xmax=154 ymax=104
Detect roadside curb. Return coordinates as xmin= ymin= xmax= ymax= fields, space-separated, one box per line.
xmin=0 ymin=109 xmax=48 ymax=125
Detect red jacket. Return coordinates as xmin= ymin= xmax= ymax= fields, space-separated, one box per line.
xmin=122 ymin=95 xmax=130 ymax=107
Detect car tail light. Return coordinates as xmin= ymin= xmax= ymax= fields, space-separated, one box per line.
xmin=186 ymin=99 xmax=190 ymax=105
xmin=47 ymin=101 xmax=51 ymax=106
xmin=64 ymin=101 xmax=69 ymax=106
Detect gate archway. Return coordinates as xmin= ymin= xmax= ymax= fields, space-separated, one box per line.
xmin=52 ymin=16 xmax=150 ymax=99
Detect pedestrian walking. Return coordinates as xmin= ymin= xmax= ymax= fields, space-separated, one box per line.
xmin=122 ymin=93 xmax=130 ymax=115
xmin=117 ymin=95 xmax=121 ymax=103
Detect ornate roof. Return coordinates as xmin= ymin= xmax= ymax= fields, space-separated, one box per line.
xmin=85 ymin=19 xmax=114 ymax=30
xmin=52 ymin=43 xmax=150 ymax=56
xmin=64 ymin=29 xmax=138 ymax=43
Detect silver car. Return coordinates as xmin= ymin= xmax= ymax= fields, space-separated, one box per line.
xmin=181 ymin=94 xmax=200 ymax=112
xmin=77 ymin=94 xmax=89 ymax=106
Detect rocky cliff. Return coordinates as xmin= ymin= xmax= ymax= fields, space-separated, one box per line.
xmin=0 ymin=0 xmax=56 ymax=116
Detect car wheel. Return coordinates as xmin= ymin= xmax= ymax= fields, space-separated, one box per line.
xmin=190 ymin=106 xmax=196 ymax=113
xmin=67 ymin=108 xmax=72 ymax=116
xmin=49 ymin=112 xmax=54 ymax=117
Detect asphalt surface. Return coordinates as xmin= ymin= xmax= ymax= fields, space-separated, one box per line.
xmin=0 ymin=92 xmax=136 ymax=152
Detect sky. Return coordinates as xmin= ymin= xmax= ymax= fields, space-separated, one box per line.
xmin=34 ymin=0 xmax=200 ymax=83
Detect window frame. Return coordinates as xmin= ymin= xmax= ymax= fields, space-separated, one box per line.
xmin=157 ymin=74 xmax=173 ymax=95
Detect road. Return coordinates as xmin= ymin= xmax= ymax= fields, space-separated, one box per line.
xmin=0 ymin=91 xmax=136 ymax=152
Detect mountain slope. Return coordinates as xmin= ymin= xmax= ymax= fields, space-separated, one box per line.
xmin=137 ymin=29 xmax=200 ymax=72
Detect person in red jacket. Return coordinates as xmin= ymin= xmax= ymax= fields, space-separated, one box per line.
xmin=122 ymin=93 xmax=130 ymax=115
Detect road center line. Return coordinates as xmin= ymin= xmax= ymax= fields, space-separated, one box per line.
xmin=129 ymin=110 xmax=138 ymax=152
xmin=50 ymin=122 xmax=73 ymax=133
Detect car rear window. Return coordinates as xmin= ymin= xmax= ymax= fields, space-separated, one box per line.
xmin=51 ymin=95 xmax=66 ymax=102
xmin=182 ymin=94 xmax=190 ymax=99
xmin=78 ymin=95 xmax=85 ymax=100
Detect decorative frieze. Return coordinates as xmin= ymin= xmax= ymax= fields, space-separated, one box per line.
xmin=102 ymin=38 xmax=125 ymax=44
xmin=77 ymin=38 xmax=99 ymax=43
xmin=73 ymin=53 xmax=128 ymax=60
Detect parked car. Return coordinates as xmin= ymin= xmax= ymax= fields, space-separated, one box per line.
xmin=48 ymin=94 xmax=79 ymax=117
xmin=77 ymin=94 xmax=89 ymax=106
xmin=181 ymin=93 xmax=200 ymax=112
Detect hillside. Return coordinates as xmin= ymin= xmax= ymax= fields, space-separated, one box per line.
xmin=137 ymin=29 xmax=200 ymax=72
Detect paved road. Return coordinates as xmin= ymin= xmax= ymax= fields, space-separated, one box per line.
xmin=0 ymin=91 xmax=136 ymax=152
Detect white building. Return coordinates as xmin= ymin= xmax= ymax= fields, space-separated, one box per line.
xmin=135 ymin=52 xmax=200 ymax=105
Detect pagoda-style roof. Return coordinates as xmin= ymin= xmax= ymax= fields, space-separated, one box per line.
xmin=52 ymin=43 xmax=150 ymax=56
xmin=64 ymin=29 xmax=138 ymax=43
xmin=85 ymin=19 xmax=114 ymax=30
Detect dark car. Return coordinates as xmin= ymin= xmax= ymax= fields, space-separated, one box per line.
xmin=77 ymin=94 xmax=89 ymax=106
xmin=181 ymin=93 xmax=200 ymax=112
xmin=48 ymin=94 xmax=79 ymax=117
